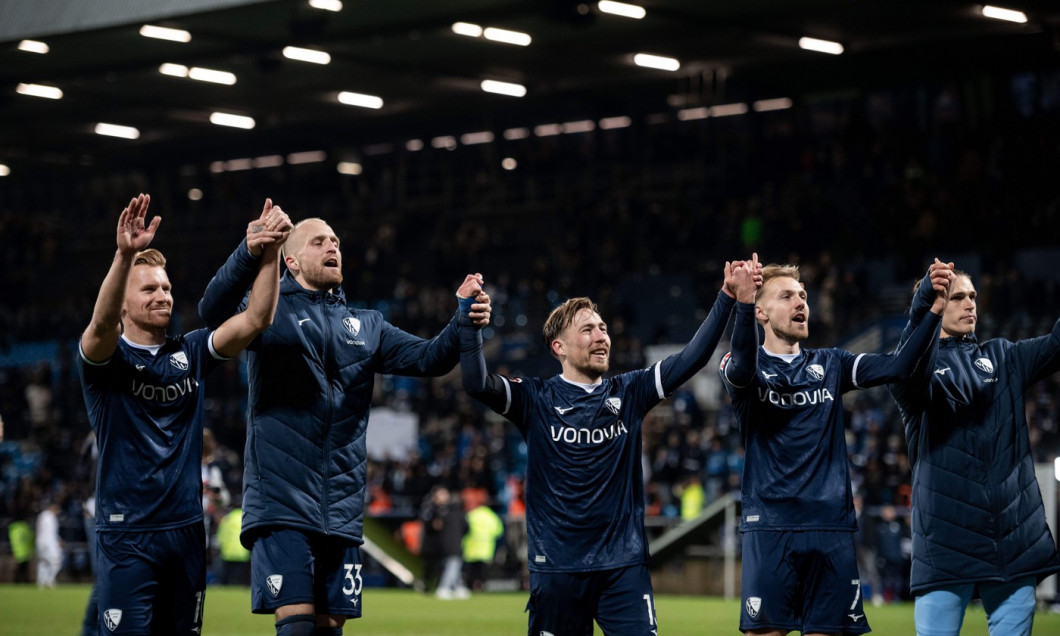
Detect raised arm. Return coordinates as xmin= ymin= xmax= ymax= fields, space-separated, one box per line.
xmin=851 ymin=276 xmax=949 ymax=389
xmin=199 ymin=199 xmax=289 ymax=329
xmin=898 ymin=259 xmax=953 ymax=346
xmin=657 ymin=257 xmax=759 ymax=395
xmin=721 ymin=255 xmax=761 ymax=389
xmin=81 ymin=194 xmax=161 ymax=362
xmin=210 ymin=208 xmax=291 ymax=357
xmin=458 ymin=283 xmax=512 ymax=415
xmin=378 ymin=274 xmax=492 ymax=376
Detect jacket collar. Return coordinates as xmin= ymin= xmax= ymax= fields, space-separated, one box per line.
xmin=940 ymin=333 xmax=978 ymax=347
xmin=280 ymin=271 xmax=347 ymax=303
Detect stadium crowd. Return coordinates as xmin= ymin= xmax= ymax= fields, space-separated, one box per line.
xmin=2 ymin=71 xmax=1060 ymax=603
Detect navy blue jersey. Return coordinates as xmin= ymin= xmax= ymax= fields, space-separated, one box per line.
xmin=723 ymin=348 xmax=864 ymax=531
xmin=720 ymin=305 xmax=941 ymax=532
xmin=495 ymin=368 xmax=662 ymax=572
xmin=463 ymin=291 xmax=739 ymax=573
xmin=79 ymin=331 xmax=226 ymax=532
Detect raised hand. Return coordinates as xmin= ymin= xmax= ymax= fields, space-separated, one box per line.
xmin=247 ymin=198 xmax=295 ymax=256
xmin=929 ymin=257 xmax=956 ymax=312
xmin=116 ymin=193 xmax=160 ymax=254
xmin=726 ymin=260 xmax=757 ymax=304
xmin=470 ymin=290 xmax=492 ymax=327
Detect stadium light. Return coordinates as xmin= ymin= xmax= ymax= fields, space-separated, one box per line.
xmin=534 ymin=124 xmax=562 ymax=137
xmin=633 ymin=53 xmax=680 ymax=71
xmin=282 ymin=46 xmax=332 ymax=65
xmin=753 ymin=97 xmax=794 ymax=112
xmin=431 ymin=136 xmax=457 ymax=149
xmin=452 ymin=22 xmax=484 ymax=37
xmin=18 ymin=39 xmax=49 ymax=54
xmin=159 ymin=63 xmax=189 ymax=77
xmin=94 ymin=123 xmax=141 ymax=139
xmin=188 ymin=67 xmax=237 ymax=85
xmin=981 ymin=5 xmax=1028 ymax=23
xmin=139 ymin=25 xmax=191 ymax=43
xmin=460 ymin=131 xmax=495 ymax=145
xmin=798 ymin=36 xmax=844 ymax=55
xmin=599 ymin=116 xmax=632 ymax=129
xmin=287 ymin=150 xmax=327 ymax=164
xmin=481 ymin=80 xmax=526 ymax=97
xmin=677 ymin=107 xmax=709 ymax=121
xmin=561 ymin=120 xmax=595 ymax=134
xmin=338 ymin=91 xmax=384 ymax=109
xmin=16 ymin=83 xmax=62 ymax=99
xmin=337 ymin=162 xmax=362 ymax=175
xmin=405 ymin=139 xmax=425 ymax=151
xmin=224 ymin=158 xmax=253 ymax=171
xmin=711 ymin=103 xmax=749 ymax=117
xmin=1055 ymin=457 xmax=1060 ymax=482
xmin=308 ymin=0 xmax=342 ymax=11
xmin=503 ymin=127 xmax=530 ymax=140
xmin=0 ymin=164 xmax=10 ymax=177
xmin=597 ymin=1 xmax=646 ymax=19
xmin=209 ymin=112 xmax=255 ymax=129
xmin=188 ymin=188 xmax=203 ymax=201
xmin=253 ymin=155 xmax=284 ymax=168
xmin=483 ymin=27 xmax=532 ymax=46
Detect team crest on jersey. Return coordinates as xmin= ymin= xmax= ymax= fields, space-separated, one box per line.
xmin=266 ymin=574 xmax=283 ymax=597
xmin=343 ymin=317 xmax=361 ymax=336
xmin=974 ymin=357 xmax=994 ymax=374
xmin=605 ymin=397 xmax=621 ymax=414
xmin=103 ymin=609 xmax=123 ymax=631
xmin=169 ymin=351 xmax=189 ymax=370
xmin=807 ymin=364 xmax=825 ymax=381
xmin=745 ymin=596 xmax=762 ymax=619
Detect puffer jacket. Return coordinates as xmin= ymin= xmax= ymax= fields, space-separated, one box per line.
xmin=200 ymin=241 xmax=461 ymax=546
xmin=889 ymin=275 xmax=1060 ymax=593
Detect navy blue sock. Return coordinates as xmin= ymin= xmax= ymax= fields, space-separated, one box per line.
xmin=275 ymin=614 xmax=316 ymax=636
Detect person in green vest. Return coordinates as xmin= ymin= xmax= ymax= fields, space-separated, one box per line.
xmin=8 ymin=515 xmax=35 ymax=583
xmin=677 ymin=473 xmax=705 ymax=522
xmin=462 ymin=496 xmax=504 ymax=592
xmin=217 ymin=506 xmax=251 ymax=586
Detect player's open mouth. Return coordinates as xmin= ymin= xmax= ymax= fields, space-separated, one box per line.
xmin=792 ymin=313 xmax=806 ymax=323
xmin=324 ymin=258 xmax=339 ymax=267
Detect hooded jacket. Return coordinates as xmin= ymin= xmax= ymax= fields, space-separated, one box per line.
xmin=889 ymin=273 xmax=1060 ymax=593
xmin=200 ymin=241 xmax=461 ymax=546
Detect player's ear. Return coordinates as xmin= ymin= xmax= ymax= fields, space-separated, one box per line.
xmin=551 ymin=338 xmax=565 ymax=358
xmin=755 ymin=304 xmax=768 ymax=324
xmin=284 ymin=254 xmax=299 ymax=273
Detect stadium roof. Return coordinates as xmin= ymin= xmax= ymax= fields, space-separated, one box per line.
xmin=2 ymin=0 xmax=1059 ymax=172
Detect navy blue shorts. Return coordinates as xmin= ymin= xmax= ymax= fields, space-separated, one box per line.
xmin=249 ymin=527 xmax=363 ymax=617
xmin=96 ymin=523 xmax=206 ymax=636
xmin=740 ymin=530 xmax=871 ymax=635
xmin=527 ymin=564 xmax=657 ymax=636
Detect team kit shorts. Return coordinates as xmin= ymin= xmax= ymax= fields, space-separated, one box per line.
xmin=250 ymin=527 xmax=364 ymax=617
xmin=96 ymin=522 xmax=206 ymax=636
xmin=527 ymin=563 xmax=659 ymax=636
xmin=740 ymin=529 xmax=871 ymax=635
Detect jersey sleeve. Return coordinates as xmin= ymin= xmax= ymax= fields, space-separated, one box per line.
xmin=198 ymin=239 xmax=258 ymax=329
xmin=841 ymin=310 xmax=941 ymax=391
xmin=459 ymin=320 xmax=534 ymax=433
xmin=654 ymin=290 xmax=736 ymax=397
xmin=719 ymin=301 xmax=758 ymax=392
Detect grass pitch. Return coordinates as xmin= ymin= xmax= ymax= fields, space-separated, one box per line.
xmin=2 ymin=584 xmax=1059 ymax=635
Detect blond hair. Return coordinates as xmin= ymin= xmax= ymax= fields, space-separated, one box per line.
xmin=281 ymin=217 xmax=326 ymax=260
xmin=133 ymin=248 xmax=166 ymax=268
xmin=756 ymin=263 xmax=800 ymax=302
xmin=542 ymin=297 xmax=598 ymax=359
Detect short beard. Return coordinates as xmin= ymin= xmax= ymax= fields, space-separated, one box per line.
xmin=573 ymin=358 xmax=608 ymax=381
xmin=771 ymin=323 xmax=808 ymax=343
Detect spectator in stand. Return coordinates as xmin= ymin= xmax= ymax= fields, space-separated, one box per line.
xmin=35 ymin=498 xmax=63 ymax=588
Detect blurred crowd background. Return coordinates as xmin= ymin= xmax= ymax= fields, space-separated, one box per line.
xmin=2 ymin=67 xmax=1060 ymax=601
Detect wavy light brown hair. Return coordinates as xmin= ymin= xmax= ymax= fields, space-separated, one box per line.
xmin=542 ymin=297 xmax=598 ymax=359
xmin=756 ymin=263 xmax=801 ymax=302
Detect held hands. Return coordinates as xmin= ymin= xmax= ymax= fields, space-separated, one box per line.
xmin=456 ymin=273 xmax=492 ymax=327
xmin=116 ymin=193 xmax=160 ymax=255
xmin=724 ymin=252 xmax=762 ymax=303
xmin=246 ymin=198 xmax=294 ymax=257
xmin=929 ymin=257 xmax=956 ymax=313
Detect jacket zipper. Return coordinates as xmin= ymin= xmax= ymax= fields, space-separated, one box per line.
xmin=321 ymin=292 xmax=334 ymax=535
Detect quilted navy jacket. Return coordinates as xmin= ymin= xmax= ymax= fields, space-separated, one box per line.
xmin=889 ymin=275 xmax=1060 ymax=593
xmin=200 ymin=241 xmax=461 ymax=546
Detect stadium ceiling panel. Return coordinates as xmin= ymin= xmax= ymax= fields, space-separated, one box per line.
xmin=1 ymin=0 xmax=1058 ymax=172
